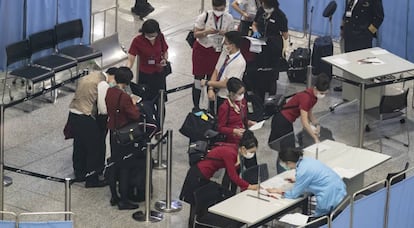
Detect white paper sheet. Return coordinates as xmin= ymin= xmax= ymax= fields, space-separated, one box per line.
xmin=331 ymin=58 xmax=351 ymax=65
xmin=249 ymin=44 xmax=262 ymax=53
xmin=279 ymin=213 xmax=309 ymax=226
xmin=194 ymin=79 xmax=201 ymax=90
xmin=371 ymin=49 xmax=389 ymax=55
xmin=249 ymin=120 xmax=265 ymax=131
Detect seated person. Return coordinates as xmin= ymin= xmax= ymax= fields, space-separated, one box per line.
xmin=266 ymin=147 xmax=347 ymax=218
xmin=180 ymin=130 xmax=259 ymax=227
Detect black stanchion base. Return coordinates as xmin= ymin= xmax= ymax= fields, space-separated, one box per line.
xmin=155 ymin=200 xmax=182 ymax=213
xmin=3 ymin=176 xmax=13 ymax=187
xmin=132 ymin=210 xmax=163 ymax=222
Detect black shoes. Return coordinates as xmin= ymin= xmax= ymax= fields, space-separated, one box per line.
xmin=334 ymin=86 xmax=343 ymax=92
xmin=117 ymin=201 xmax=139 ymax=210
xmin=130 ymin=3 xmax=154 ymax=18
xmin=110 ymin=197 xmax=120 ymax=206
xmin=85 ymin=179 xmax=108 ymax=188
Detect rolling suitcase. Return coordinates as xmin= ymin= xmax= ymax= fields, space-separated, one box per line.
xmin=287 ymin=48 xmax=310 ymax=83
xmin=311 ymin=36 xmax=333 ymax=78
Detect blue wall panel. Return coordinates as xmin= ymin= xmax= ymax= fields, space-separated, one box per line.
xmin=388 ymin=176 xmax=414 ymax=228
xmin=0 ymin=0 xmax=24 ymax=71
xmin=57 ymin=0 xmax=91 ymax=45
xmin=352 ymin=188 xmax=387 ymax=228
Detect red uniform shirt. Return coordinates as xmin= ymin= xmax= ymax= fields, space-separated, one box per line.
xmin=197 ymin=144 xmax=250 ymax=191
xmin=217 ymin=99 xmax=248 ymax=145
xmin=128 ymin=34 xmax=168 ymax=74
xmin=281 ymin=88 xmax=317 ymax=123
xmin=105 ymin=87 xmax=141 ymax=130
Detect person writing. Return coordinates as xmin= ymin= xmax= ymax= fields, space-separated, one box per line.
xmin=180 ymin=130 xmax=259 ymax=227
xmin=268 ymin=73 xmax=330 ymax=173
xmin=266 ymin=147 xmax=347 ymax=218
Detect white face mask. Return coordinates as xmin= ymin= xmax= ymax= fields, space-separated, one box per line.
xmin=145 ymin=36 xmax=157 ymax=41
xmin=264 ymin=8 xmax=274 ymax=13
xmin=213 ymin=10 xmax=224 ymax=17
xmin=235 ymin=93 xmax=244 ymax=101
xmin=279 ymin=161 xmax=291 ymax=170
xmin=316 ymin=93 xmax=326 ymax=99
xmin=243 ymin=151 xmax=255 ymax=159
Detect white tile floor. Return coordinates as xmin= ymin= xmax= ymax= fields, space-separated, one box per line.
xmin=1 ymin=0 xmax=413 ymax=227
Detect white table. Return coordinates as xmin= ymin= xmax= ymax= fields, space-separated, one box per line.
xmin=322 ymin=47 xmax=414 ymax=147
xmin=303 ymin=140 xmax=391 ymax=194
xmin=208 ymin=170 xmax=307 ymax=227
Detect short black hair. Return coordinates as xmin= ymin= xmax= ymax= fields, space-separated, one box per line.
xmin=225 ymin=31 xmax=242 ymax=49
xmin=227 ymin=77 xmax=245 ymax=94
xmin=262 ymin=0 xmax=279 ymax=8
xmin=314 ymin=73 xmax=331 ymax=91
xmin=239 ymin=130 xmax=258 ymax=149
xmin=115 ymin=67 xmax=133 ymax=85
xmin=279 ymin=147 xmax=303 ymax=163
xmin=105 ymin=67 xmax=118 ymax=76
xmin=139 ymin=19 xmax=161 ymax=34
xmin=212 ymin=0 xmax=226 ymax=7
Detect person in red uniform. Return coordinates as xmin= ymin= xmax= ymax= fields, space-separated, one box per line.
xmin=268 ymin=73 xmax=330 ymax=173
xmin=105 ymin=67 xmax=141 ymax=210
xmin=127 ymin=19 xmax=168 ymax=102
xmin=180 ymin=130 xmax=259 ymax=227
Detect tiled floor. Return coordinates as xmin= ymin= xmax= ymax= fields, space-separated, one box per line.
xmin=1 ymin=0 xmax=413 ymax=227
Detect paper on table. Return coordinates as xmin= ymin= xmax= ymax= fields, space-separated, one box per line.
xmin=244 ymin=36 xmax=267 ymax=46
xmin=279 ymin=213 xmax=309 ymax=226
xmin=249 ymin=44 xmax=262 ymax=53
xmin=332 ymin=167 xmax=358 ymax=178
xmin=331 ymin=58 xmax=350 ymax=65
xmin=370 ymin=49 xmax=389 ymax=55
xmin=304 ymin=143 xmax=330 ymax=155
xmin=249 ymin=120 xmax=265 ymax=131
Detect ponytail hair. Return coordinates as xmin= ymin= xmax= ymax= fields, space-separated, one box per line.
xmin=239 ymin=130 xmax=258 ymax=149
xmin=279 ymin=147 xmax=303 ymax=163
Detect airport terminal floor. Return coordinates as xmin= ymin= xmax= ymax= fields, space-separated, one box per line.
xmin=1 ymin=0 xmax=414 ymax=227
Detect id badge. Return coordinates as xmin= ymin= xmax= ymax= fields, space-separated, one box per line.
xmin=345 ymin=11 xmax=352 ymax=18
xmin=148 ymin=59 xmax=156 ymax=65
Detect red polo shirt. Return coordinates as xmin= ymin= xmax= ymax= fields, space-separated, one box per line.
xmin=281 ymin=88 xmax=317 ymax=123
xmin=128 ymin=33 xmax=168 ymax=74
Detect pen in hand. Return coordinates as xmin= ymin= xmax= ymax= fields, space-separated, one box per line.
xmin=259 ymin=192 xmax=279 ymax=199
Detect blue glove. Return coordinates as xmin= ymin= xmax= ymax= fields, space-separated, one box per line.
xmin=252 ymin=31 xmax=261 ymax=39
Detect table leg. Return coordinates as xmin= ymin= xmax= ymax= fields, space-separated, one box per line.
xmin=358 ymin=83 xmax=366 ymax=148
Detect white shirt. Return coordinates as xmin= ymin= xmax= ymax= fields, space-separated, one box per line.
xmin=236 ymin=0 xmax=258 ymax=21
xmin=194 ymin=10 xmax=235 ymax=48
xmin=97 ymin=81 xmax=110 ymax=115
xmin=215 ymin=50 xmax=246 ymax=98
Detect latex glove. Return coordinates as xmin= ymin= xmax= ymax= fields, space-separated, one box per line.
xmin=252 ymin=31 xmax=261 ymax=39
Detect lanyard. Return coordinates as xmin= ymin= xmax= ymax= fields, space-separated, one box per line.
xmin=348 ymin=0 xmax=358 ymax=12
xmin=217 ymin=52 xmax=241 ymax=80
xmin=214 ymin=15 xmax=223 ymax=30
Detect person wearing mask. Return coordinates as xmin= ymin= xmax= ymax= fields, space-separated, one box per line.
xmin=68 ymin=68 xmax=109 ymax=188
xmin=200 ymin=31 xmax=246 ymax=109
xmin=334 ymin=0 xmax=384 ymax=92
xmin=268 ymin=73 xmax=330 ymax=173
xmin=231 ymin=0 xmax=261 ymax=36
xmin=105 ymin=67 xmax=141 ymax=210
xmin=266 ymin=147 xmax=347 ymax=218
xmin=130 ymin=0 xmax=154 ymax=18
xmin=191 ymin=0 xmax=234 ymax=110
xmin=96 ymin=67 xmax=118 ymax=173
xmin=251 ymin=0 xmax=288 ymax=101
xmin=127 ymin=19 xmax=168 ymax=103
xmin=180 ymin=130 xmax=260 ymax=227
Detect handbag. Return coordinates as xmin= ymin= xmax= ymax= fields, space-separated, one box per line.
xmin=179 ymin=109 xmax=216 ymax=142
xmin=161 ymin=35 xmax=172 ymax=77
xmin=114 ymin=92 xmax=145 ymax=145
xmin=185 ymin=12 xmax=209 ymax=48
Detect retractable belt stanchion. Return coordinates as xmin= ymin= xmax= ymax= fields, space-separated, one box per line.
xmin=133 ymin=142 xmax=163 ymax=222
xmin=64 ymin=178 xmax=71 ymax=221
xmin=306 ymin=6 xmax=314 ymax=89
xmin=154 ymin=90 xmax=167 ymax=170
xmin=155 ymin=129 xmax=182 ymax=212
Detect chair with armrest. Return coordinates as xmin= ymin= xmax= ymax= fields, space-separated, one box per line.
xmin=365 ymin=88 xmax=410 ymax=153
xmin=192 ymin=182 xmax=244 ymax=228
xmin=55 ymin=19 xmax=103 ymax=68
xmin=4 ymin=39 xmax=55 ymax=101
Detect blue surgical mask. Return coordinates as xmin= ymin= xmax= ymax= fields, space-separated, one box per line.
xmin=108 ymin=81 xmax=117 ymax=87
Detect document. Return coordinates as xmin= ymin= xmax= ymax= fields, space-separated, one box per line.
xmin=244 ymin=36 xmax=266 ymax=53
xmin=279 ymin=213 xmax=309 ymax=226
xmin=332 ymin=167 xmax=358 ymax=179
xmin=304 ymin=143 xmax=330 ymax=155
xmin=249 ymin=120 xmax=265 ymax=131
xmin=357 ymin=57 xmax=385 ymax=65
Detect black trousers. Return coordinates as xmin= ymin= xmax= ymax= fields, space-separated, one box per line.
xmin=268 ymin=112 xmax=295 ymax=173
xmin=69 ymin=112 xmax=104 ymax=182
xmin=96 ymin=114 xmax=108 ymax=174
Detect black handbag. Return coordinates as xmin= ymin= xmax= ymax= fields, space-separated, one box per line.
xmin=179 ymin=110 xmax=215 ymax=142
xmin=114 ymin=92 xmax=145 ymax=145
xmin=185 ymin=12 xmax=209 ymax=48
xmin=161 ymin=35 xmax=172 ymax=77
